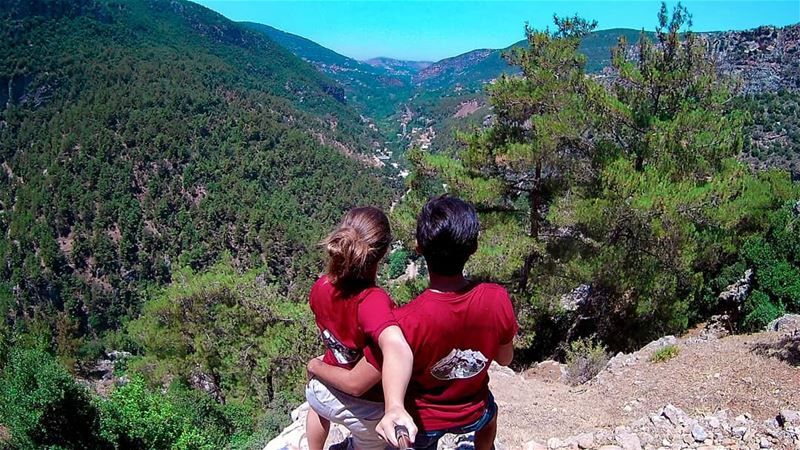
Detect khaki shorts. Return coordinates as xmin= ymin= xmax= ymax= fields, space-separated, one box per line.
xmin=305 ymin=378 xmax=387 ymax=450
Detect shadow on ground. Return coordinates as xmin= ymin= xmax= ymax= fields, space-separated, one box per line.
xmin=751 ymin=332 xmax=800 ymax=366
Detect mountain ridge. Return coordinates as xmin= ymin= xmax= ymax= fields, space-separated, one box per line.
xmin=243 ymin=21 xmax=416 ymax=135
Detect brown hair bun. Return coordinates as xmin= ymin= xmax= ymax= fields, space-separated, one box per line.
xmin=323 ymin=207 xmax=391 ymax=286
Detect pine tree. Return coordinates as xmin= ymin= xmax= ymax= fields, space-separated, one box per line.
xmin=604 ymin=2 xmax=743 ymax=178
xmin=409 ymin=15 xmax=603 ymax=290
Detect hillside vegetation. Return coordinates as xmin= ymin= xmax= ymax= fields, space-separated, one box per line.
xmin=0 ymin=0 xmax=390 ymax=447
xmin=393 ymin=9 xmax=800 ymax=358
xmin=242 ymin=22 xmax=414 ymax=127
xmin=0 ymin=1 xmax=798 ymax=449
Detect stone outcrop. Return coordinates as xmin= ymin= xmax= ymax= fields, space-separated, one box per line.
xmin=77 ymin=350 xmax=132 ymax=397
xmin=766 ymin=314 xmax=800 ymax=333
xmin=703 ymin=25 xmax=800 ymax=95
xmin=717 ymin=269 xmax=754 ymax=306
xmin=263 ymin=402 xmax=350 ymax=450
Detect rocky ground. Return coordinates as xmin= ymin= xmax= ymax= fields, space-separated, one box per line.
xmin=264 ymin=317 xmax=800 ymax=450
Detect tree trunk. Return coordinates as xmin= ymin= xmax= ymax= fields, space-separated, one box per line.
xmin=519 ymin=162 xmax=542 ymax=291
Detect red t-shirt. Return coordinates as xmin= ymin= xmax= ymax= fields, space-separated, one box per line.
xmin=392 ymin=283 xmax=518 ymax=431
xmin=308 ymin=275 xmax=397 ymax=401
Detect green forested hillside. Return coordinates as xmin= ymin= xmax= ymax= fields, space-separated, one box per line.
xmin=414 ymin=28 xmax=651 ymax=93
xmin=0 ymin=0 xmax=395 ymax=446
xmin=739 ymin=90 xmax=800 ymax=178
xmin=0 ymin=0 xmax=389 ymax=382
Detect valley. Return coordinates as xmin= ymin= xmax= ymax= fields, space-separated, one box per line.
xmin=246 ymin=22 xmax=800 ymax=178
xmin=0 ymin=1 xmax=798 ymax=449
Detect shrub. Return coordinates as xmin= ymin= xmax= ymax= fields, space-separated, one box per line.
xmin=127 ymin=263 xmax=320 ymax=408
xmin=387 ymin=276 xmax=428 ymax=305
xmin=387 ymin=248 xmax=411 ymax=279
xmin=0 ymin=347 xmax=110 ymax=449
xmin=564 ymin=337 xmax=609 ymax=385
xmin=742 ymin=290 xmax=785 ymax=332
xmin=650 ymin=344 xmax=680 ymax=363
xmin=99 ymin=376 xmax=236 ymax=450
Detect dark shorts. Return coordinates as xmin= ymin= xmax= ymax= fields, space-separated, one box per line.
xmin=412 ymin=392 xmax=497 ymax=450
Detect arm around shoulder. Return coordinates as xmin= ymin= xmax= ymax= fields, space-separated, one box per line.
xmin=375 ymin=325 xmax=418 ymax=446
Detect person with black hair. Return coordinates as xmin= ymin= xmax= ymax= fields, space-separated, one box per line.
xmin=309 ymin=196 xmax=517 ymax=450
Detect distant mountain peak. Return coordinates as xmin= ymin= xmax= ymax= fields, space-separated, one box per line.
xmin=363 ymin=57 xmax=433 ymax=76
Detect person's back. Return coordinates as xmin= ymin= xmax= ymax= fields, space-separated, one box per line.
xmin=309 ymin=275 xmax=393 ymax=401
xmin=394 ymin=195 xmax=518 ymax=449
xmin=304 ymin=206 xmax=404 ymax=450
xmin=394 ymin=282 xmax=516 ymax=430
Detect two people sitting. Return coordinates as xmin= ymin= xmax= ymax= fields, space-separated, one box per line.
xmin=304 ymin=195 xmax=518 ymax=450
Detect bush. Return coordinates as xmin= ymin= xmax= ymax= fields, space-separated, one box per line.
xmin=387 ymin=276 xmax=428 ymax=306
xmin=0 ymin=347 xmax=110 ymax=449
xmin=387 ymin=249 xmax=411 ymax=279
xmin=650 ymin=344 xmax=680 ymax=363
xmin=127 ymin=263 xmax=320 ymax=408
xmin=564 ymin=337 xmax=609 ymax=385
xmin=99 ymin=376 xmax=237 ymax=450
xmin=742 ymin=290 xmax=785 ymax=332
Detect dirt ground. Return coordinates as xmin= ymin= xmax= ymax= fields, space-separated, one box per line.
xmin=489 ymin=329 xmax=800 ymax=448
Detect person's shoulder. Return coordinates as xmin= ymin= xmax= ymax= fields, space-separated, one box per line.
xmin=311 ymin=275 xmax=330 ymax=293
xmin=474 ymin=282 xmax=510 ymax=298
xmin=394 ymin=290 xmax=430 ymax=315
xmin=359 ymin=286 xmax=394 ymax=304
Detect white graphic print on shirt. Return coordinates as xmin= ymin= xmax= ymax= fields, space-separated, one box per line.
xmin=321 ymin=329 xmax=361 ymax=365
xmin=430 ymin=348 xmax=488 ymax=380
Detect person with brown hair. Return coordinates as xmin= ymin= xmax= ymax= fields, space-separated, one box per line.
xmin=305 ymin=206 xmax=416 ymax=450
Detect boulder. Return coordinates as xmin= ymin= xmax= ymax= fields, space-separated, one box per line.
xmin=614 ymin=431 xmax=641 ymax=450
xmin=718 ymin=269 xmax=753 ymax=304
xmin=547 ymin=437 xmax=565 ymax=449
xmin=700 ymin=315 xmax=732 ymax=339
xmin=263 ymin=402 xmax=351 ymax=450
xmin=575 ymin=432 xmax=595 ymax=449
xmin=766 ymin=314 xmax=800 ymax=333
xmin=560 ymin=284 xmax=591 ymax=311
xmin=188 ymin=368 xmax=223 ymax=403
xmin=661 ymin=404 xmax=688 ymax=427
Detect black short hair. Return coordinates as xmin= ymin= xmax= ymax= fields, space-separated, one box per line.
xmin=416 ymin=195 xmax=479 ymax=276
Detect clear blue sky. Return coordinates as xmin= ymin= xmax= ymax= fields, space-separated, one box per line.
xmin=194 ymin=0 xmax=800 ymax=61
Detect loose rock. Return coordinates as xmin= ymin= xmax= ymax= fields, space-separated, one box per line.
xmin=662 ymin=404 xmax=687 ymax=426
xmin=615 ymin=431 xmax=642 ymax=450
xmin=525 ymin=441 xmax=547 ymax=450
xmin=779 ymin=410 xmax=800 ymax=427
xmin=692 ymin=423 xmax=709 ymax=442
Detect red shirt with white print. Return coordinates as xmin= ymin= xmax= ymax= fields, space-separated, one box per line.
xmin=308 ymin=275 xmax=397 ymax=401
xmin=392 ymin=282 xmax=518 ymax=431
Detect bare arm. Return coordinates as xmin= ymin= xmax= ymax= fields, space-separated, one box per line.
xmin=307 ymin=356 xmax=380 ymax=397
xmin=495 ymin=341 xmax=514 ymax=366
xmin=375 ymin=325 xmax=417 ymax=446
